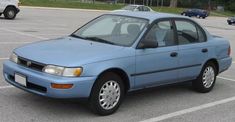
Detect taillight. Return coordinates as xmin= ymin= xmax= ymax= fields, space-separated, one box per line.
xmin=228 ymin=46 xmax=231 ymax=56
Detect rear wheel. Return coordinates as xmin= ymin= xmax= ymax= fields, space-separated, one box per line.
xmin=193 ymin=62 xmax=217 ymax=93
xmin=89 ymin=72 xmax=124 ymax=115
xmin=4 ymin=7 xmax=17 ymax=19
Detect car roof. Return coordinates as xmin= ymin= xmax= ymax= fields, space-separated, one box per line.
xmin=109 ymin=11 xmax=187 ymax=22
xmin=128 ymin=4 xmax=145 ymax=7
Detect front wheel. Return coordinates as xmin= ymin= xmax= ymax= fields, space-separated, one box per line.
xmin=4 ymin=7 xmax=17 ymax=19
xmin=193 ymin=62 xmax=217 ymax=93
xmin=89 ymin=72 xmax=124 ymax=115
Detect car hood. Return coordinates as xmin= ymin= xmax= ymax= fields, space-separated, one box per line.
xmin=14 ymin=37 xmax=129 ymax=67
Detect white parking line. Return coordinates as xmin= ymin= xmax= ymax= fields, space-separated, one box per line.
xmin=0 ymin=85 xmax=14 ymax=89
xmin=140 ymin=96 xmax=235 ymax=122
xmin=0 ymin=42 xmax=31 ymax=44
xmin=0 ymin=58 xmax=9 ymax=60
xmin=140 ymin=77 xmax=235 ymax=122
xmin=218 ymin=76 xmax=235 ymax=82
xmin=0 ymin=28 xmax=48 ymax=40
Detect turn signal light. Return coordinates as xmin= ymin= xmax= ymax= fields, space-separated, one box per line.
xmin=51 ymin=83 xmax=73 ymax=89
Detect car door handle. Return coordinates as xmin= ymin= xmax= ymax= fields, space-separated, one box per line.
xmin=170 ymin=52 xmax=178 ymax=57
xmin=201 ymin=48 xmax=208 ymax=53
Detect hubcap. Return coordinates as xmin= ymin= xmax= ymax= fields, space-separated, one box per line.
xmin=99 ymin=80 xmax=120 ymax=110
xmin=8 ymin=10 xmax=15 ymax=18
xmin=202 ymin=66 xmax=215 ymax=88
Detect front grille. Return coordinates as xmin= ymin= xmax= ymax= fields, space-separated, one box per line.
xmin=27 ymin=82 xmax=47 ymax=93
xmin=17 ymin=57 xmax=45 ymax=71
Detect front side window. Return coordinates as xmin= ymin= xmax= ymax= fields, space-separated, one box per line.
xmin=175 ymin=20 xmax=206 ymax=45
xmin=72 ymin=15 xmax=148 ymax=46
xmin=137 ymin=6 xmax=143 ymax=11
xmin=143 ymin=7 xmax=150 ymax=11
xmin=142 ymin=20 xmax=176 ymax=47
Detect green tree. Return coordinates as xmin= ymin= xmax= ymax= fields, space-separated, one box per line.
xmin=169 ymin=0 xmax=178 ymax=7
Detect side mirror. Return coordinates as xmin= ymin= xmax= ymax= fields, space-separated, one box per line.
xmin=138 ymin=40 xmax=158 ymax=49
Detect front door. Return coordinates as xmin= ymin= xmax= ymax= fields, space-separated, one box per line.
xmin=134 ymin=20 xmax=179 ymax=88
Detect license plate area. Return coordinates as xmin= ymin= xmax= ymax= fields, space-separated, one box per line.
xmin=15 ymin=73 xmax=27 ymax=87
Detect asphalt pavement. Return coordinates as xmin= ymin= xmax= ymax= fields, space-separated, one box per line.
xmin=0 ymin=7 xmax=235 ymax=122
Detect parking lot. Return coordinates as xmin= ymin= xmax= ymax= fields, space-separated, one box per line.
xmin=0 ymin=7 xmax=235 ymax=122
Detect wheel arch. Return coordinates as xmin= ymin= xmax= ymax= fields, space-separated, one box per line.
xmin=96 ymin=68 xmax=130 ymax=93
xmin=204 ymin=58 xmax=219 ymax=75
xmin=4 ymin=5 xmax=17 ymax=13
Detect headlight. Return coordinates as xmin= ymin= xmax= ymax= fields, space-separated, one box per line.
xmin=43 ymin=65 xmax=83 ymax=77
xmin=10 ymin=53 xmax=18 ymax=63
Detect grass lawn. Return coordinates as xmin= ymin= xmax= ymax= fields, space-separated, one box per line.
xmin=20 ymin=0 xmax=234 ymax=17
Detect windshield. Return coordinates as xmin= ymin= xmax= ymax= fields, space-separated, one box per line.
xmin=121 ymin=5 xmax=137 ymax=11
xmin=72 ymin=15 xmax=148 ymax=46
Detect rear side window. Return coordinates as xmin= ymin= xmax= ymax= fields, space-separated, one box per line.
xmin=175 ymin=20 xmax=206 ymax=45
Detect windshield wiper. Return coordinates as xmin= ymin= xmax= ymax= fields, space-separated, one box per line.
xmin=84 ymin=37 xmax=115 ymax=45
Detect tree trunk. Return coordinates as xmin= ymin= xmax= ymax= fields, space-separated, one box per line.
xmin=169 ymin=0 xmax=178 ymax=8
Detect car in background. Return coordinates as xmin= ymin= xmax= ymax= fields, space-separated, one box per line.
xmin=181 ymin=9 xmax=209 ymax=19
xmin=3 ymin=12 xmax=232 ymax=115
xmin=227 ymin=16 xmax=235 ymax=25
xmin=0 ymin=0 xmax=20 ymax=19
xmin=114 ymin=5 xmax=154 ymax=12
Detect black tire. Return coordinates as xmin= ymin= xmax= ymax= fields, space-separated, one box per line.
xmin=228 ymin=22 xmax=232 ymax=25
xmin=89 ymin=72 xmax=125 ymax=116
xmin=202 ymin=17 xmax=206 ymax=19
xmin=193 ymin=62 xmax=217 ymax=93
xmin=4 ymin=7 xmax=17 ymax=20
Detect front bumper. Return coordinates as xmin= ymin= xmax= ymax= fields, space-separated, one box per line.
xmin=3 ymin=60 xmax=97 ymax=98
xmin=227 ymin=20 xmax=235 ymax=24
xmin=16 ymin=8 xmax=20 ymax=14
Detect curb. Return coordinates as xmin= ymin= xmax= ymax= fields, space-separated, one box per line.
xmin=20 ymin=6 xmax=110 ymax=12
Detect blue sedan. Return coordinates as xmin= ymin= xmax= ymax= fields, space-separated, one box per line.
xmin=3 ymin=12 xmax=232 ymax=115
xmin=181 ymin=9 xmax=209 ymax=19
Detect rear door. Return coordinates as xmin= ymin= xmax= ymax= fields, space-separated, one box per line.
xmin=174 ymin=19 xmax=208 ymax=81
